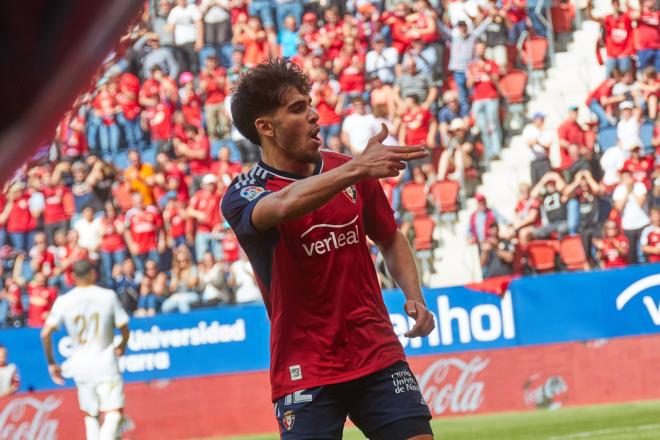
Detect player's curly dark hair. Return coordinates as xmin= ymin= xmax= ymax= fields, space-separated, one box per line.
xmin=231 ymin=57 xmax=311 ymax=146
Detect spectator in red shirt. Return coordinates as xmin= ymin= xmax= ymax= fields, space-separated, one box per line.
xmin=162 ymin=196 xmax=188 ymax=248
xmin=641 ymin=207 xmax=660 ymax=262
xmin=557 ymin=105 xmax=587 ymax=169
xmin=633 ymin=0 xmax=660 ymax=71
xmin=99 ymin=201 xmax=127 ymax=287
xmin=187 ymin=174 xmax=223 ymax=262
xmin=210 ymin=146 xmax=242 ymax=186
xmin=467 ymin=41 xmax=502 ymax=162
xmin=199 ymin=55 xmax=229 ymax=143
xmin=0 ymin=183 xmax=38 ymax=253
xmin=399 ymin=93 xmax=437 ymax=174
xmin=621 ymin=143 xmax=653 ymax=188
xmin=601 ymin=0 xmax=634 ymax=76
xmin=87 ymin=81 xmax=121 ymax=157
xmin=116 ymin=72 xmax=146 ymax=151
xmin=40 ymin=169 xmax=75 ymax=245
xmin=1 ymin=275 xmax=24 ymax=328
xmin=174 ymin=124 xmax=211 ymax=192
xmin=124 ymin=193 xmax=165 ymax=275
xmin=28 ymin=232 xmax=56 ymax=279
xmin=310 ymin=68 xmax=343 ymax=145
xmin=594 ymin=220 xmax=630 ymax=269
xmin=25 ymin=271 xmax=57 ymax=328
xmin=179 ymin=72 xmax=203 ymax=129
xmin=585 ymin=70 xmax=622 ymax=127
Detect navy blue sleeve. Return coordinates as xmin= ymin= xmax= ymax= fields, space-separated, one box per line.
xmin=221 ymin=180 xmax=272 ymax=238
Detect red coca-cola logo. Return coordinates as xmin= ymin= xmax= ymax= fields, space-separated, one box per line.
xmin=523 ymin=374 xmax=568 ymax=410
xmin=417 ymin=357 xmax=489 ymax=415
xmin=0 ymin=395 xmax=61 ymax=440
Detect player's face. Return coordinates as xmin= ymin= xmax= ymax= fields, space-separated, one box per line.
xmin=270 ymin=87 xmax=322 ymax=164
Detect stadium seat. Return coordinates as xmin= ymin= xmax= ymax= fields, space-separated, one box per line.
xmin=430 ymin=180 xmax=460 ymax=213
xmin=521 ymin=36 xmax=548 ymax=70
xmin=141 ymin=146 xmax=157 ymax=165
xmin=597 ymin=126 xmax=618 ymax=152
xmin=412 ymin=215 xmax=435 ymax=251
xmin=113 ymin=150 xmax=130 ymax=170
xmin=498 ymin=70 xmax=528 ymax=105
xmin=641 ymin=122 xmax=655 ymax=154
xmin=559 ymin=235 xmax=588 ymax=271
xmin=526 ymin=240 xmax=558 ymax=273
xmin=401 ymin=182 xmax=428 ymax=216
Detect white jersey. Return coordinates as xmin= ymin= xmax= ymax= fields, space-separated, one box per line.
xmin=45 ymin=285 xmax=129 ymax=382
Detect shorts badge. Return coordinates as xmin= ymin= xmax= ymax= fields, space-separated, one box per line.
xmin=282 ymin=410 xmax=295 ymax=431
xmin=240 ymin=185 xmax=265 ymax=201
xmin=343 ymin=185 xmax=357 ymax=204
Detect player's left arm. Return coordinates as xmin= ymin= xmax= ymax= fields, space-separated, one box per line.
xmin=40 ymin=324 xmax=65 ymax=386
xmin=115 ymin=324 xmax=130 ymax=357
xmin=375 ymin=231 xmax=436 ymax=338
xmin=362 ymin=178 xmax=435 ymax=338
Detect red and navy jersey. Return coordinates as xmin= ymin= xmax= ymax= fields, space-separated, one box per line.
xmin=221 ymin=150 xmax=405 ymax=400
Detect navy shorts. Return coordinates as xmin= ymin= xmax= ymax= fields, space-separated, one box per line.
xmin=273 ymin=361 xmax=433 ymax=439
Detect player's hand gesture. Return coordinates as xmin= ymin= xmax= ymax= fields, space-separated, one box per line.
xmin=353 ymin=123 xmax=427 ymax=179
xmin=48 ymin=364 xmax=65 ymax=386
xmin=404 ymin=300 xmax=435 ymax=338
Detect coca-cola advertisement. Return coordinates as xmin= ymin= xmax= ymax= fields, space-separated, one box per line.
xmin=4 ymin=334 xmax=660 ymax=439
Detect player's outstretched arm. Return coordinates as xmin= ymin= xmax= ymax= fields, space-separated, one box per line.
xmin=40 ymin=324 xmax=65 ymax=385
xmin=375 ymin=230 xmax=435 ymax=338
xmin=251 ymin=123 xmax=427 ymax=231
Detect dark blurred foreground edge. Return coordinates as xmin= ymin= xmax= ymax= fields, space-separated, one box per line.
xmin=0 ymin=0 xmax=144 ymax=186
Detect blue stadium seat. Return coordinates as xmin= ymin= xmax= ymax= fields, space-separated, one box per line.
xmin=597 ymin=126 xmax=618 ymax=153
xmin=141 ymin=146 xmax=157 ymax=165
xmin=641 ymin=122 xmax=655 ymax=155
xmin=113 ymin=150 xmax=129 ymax=169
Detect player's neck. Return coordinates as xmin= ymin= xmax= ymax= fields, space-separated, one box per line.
xmin=260 ymin=145 xmax=318 ymax=178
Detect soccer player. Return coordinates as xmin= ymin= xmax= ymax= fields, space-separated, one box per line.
xmin=222 ymin=58 xmax=435 ymax=439
xmin=40 ymin=260 xmax=130 ymax=440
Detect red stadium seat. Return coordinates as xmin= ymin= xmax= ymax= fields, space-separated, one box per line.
xmin=401 ymin=182 xmax=428 ymax=216
xmin=430 ymin=180 xmax=460 ymax=213
xmin=560 ymin=235 xmax=588 ymax=271
xmin=498 ymin=70 xmax=528 ymax=105
xmin=521 ymin=36 xmax=548 ymax=70
xmin=526 ymin=240 xmax=558 ymax=273
xmin=412 ymin=215 xmax=435 ymax=251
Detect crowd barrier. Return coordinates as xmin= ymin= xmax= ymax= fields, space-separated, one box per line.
xmin=2 ymin=264 xmax=660 ymax=438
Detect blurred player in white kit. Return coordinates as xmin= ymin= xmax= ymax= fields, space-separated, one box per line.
xmin=41 ymin=260 xmax=130 ymax=440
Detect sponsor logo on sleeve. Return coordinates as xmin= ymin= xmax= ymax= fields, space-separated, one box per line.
xmin=239 ymin=186 xmax=266 ymax=201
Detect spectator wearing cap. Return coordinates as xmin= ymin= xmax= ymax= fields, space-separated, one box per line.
xmin=599 ymin=0 xmax=634 ymax=77
xmin=187 ymin=174 xmax=223 ymax=262
xmin=617 ymin=101 xmax=642 ymax=146
xmin=199 ymin=55 xmax=229 ymax=144
xmin=468 ymin=194 xmax=498 ymax=246
xmin=439 ymin=15 xmax=493 ymax=107
xmin=198 ymin=0 xmax=233 ymax=68
xmin=613 ymin=168 xmax=650 ymax=264
xmin=137 ymin=33 xmax=180 ymax=80
xmin=179 ymin=72 xmax=204 ymax=129
xmin=341 ymin=96 xmax=381 ymax=156
xmin=525 ymin=171 xmax=570 ymax=242
xmin=116 ymin=72 xmax=147 ymax=152
xmin=365 ymin=34 xmax=399 ymax=85
xmin=310 ymin=69 xmax=343 ymax=146
xmin=593 ymin=220 xmax=630 ymax=269
xmin=124 ymin=192 xmax=164 ymax=275
xmin=166 ymin=0 xmax=204 ymax=74
xmin=395 ymin=58 xmax=438 ymax=111
xmin=634 ymin=0 xmax=660 ymax=71
xmin=278 ymin=15 xmax=300 ymax=58
xmin=299 ymin=12 xmax=322 ymax=52
xmin=468 ymin=41 xmax=503 ymax=163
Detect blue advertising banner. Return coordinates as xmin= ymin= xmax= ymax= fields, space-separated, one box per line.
xmin=3 ymin=263 xmax=660 ymax=393
xmin=509 ymin=263 xmax=660 ymax=345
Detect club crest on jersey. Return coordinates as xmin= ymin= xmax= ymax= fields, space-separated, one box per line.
xmin=282 ymin=410 xmax=295 ymax=431
xmin=240 ymin=185 xmax=265 ymax=201
xmin=342 ymin=185 xmax=357 ymax=204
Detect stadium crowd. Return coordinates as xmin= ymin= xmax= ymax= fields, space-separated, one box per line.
xmin=0 ymin=0 xmax=658 ymax=328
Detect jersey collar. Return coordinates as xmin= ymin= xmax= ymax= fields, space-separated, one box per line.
xmin=257 ymin=157 xmax=324 ymax=180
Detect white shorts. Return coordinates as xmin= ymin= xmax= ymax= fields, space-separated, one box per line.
xmin=75 ymin=376 xmax=124 ymax=417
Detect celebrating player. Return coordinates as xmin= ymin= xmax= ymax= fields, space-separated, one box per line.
xmin=40 ymin=260 xmax=130 ymax=440
xmin=222 ymin=58 xmax=435 ymax=439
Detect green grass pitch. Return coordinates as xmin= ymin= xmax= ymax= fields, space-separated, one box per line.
xmin=220 ymin=400 xmax=660 ymax=440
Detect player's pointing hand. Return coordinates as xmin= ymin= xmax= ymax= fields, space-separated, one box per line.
xmin=404 ymin=300 xmax=435 ymax=338
xmin=352 ymin=123 xmax=428 ymax=179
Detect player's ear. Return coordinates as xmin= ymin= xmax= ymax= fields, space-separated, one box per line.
xmin=255 ymin=117 xmax=275 ymax=139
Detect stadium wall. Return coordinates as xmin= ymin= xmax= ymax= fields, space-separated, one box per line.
xmin=2 ymin=264 xmax=660 ymax=438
